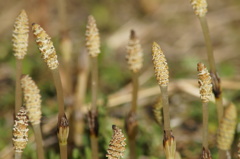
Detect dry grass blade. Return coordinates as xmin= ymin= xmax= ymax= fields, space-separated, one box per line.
xmin=106 ymin=125 xmax=126 ymax=159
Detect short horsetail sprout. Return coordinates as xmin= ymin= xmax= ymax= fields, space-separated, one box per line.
xmin=12 ymin=9 xmax=29 ymax=114
xmin=152 ymin=42 xmax=171 ymax=134
xmin=86 ymin=15 xmax=100 ymax=58
xmin=153 ymin=97 xmax=163 ymax=125
xmin=21 ymin=75 xmax=45 ymax=159
xmin=163 ymin=131 xmax=176 ymax=159
xmin=86 ymin=15 xmax=100 ymax=159
xmin=126 ymin=30 xmax=143 ymax=73
xmin=32 ymin=23 xmax=59 ymax=70
xmin=21 ymin=75 xmax=41 ymax=125
xmin=12 ymin=107 xmax=29 ymax=157
xmin=190 ymin=0 xmax=207 ymax=17
xmin=201 ymin=147 xmax=212 ymax=159
xmin=106 ymin=125 xmax=126 ymax=159
xmin=190 ymin=0 xmax=223 ymax=124
xmin=197 ymin=63 xmax=212 ymax=156
xmin=12 ymin=10 xmax=29 ymax=60
xmin=217 ymin=103 xmax=237 ymax=151
xmin=32 ymin=23 xmax=67 ymax=159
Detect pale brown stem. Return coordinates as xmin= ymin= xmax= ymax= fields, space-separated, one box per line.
xmin=199 ymin=16 xmax=216 ymax=74
xmin=15 ymin=59 xmax=23 ymax=114
xmin=90 ymin=135 xmax=99 ymax=159
xmin=131 ymin=72 xmax=139 ymax=113
xmin=14 ymin=152 xmax=22 ymax=159
xmin=52 ymin=68 xmax=65 ymax=117
xmin=59 ymin=144 xmax=67 ymax=159
xmin=33 ymin=124 xmax=45 ymax=159
xmin=91 ymin=57 xmax=98 ymax=112
xmin=129 ymin=138 xmax=136 ymax=159
xmin=202 ymin=102 xmax=209 ymax=149
xmin=160 ymin=85 xmax=171 ymax=137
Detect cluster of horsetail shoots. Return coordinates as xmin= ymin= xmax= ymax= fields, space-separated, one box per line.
xmin=12 ymin=10 xmax=29 ymax=114
xmin=12 ymin=107 xmax=29 ymax=159
xmin=32 ymin=23 xmax=68 ymax=159
xmin=217 ymin=103 xmax=237 ymax=157
xmin=21 ymin=75 xmax=45 ymax=159
xmin=197 ymin=62 xmax=212 ymax=159
xmin=152 ymin=42 xmax=176 ymax=159
xmin=190 ymin=0 xmax=223 ymax=125
xmin=86 ymin=15 xmax=100 ymax=159
xmin=125 ymin=29 xmax=143 ymax=159
xmin=106 ymin=125 xmax=126 ymax=159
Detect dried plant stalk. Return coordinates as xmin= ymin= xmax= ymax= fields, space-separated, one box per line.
xmin=153 ymin=97 xmax=163 ymax=125
xmin=217 ymin=103 xmax=237 ymax=151
xmin=163 ymin=131 xmax=176 ymax=159
xmin=21 ymin=75 xmax=45 ymax=159
xmin=32 ymin=23 xmax=59 ymax=70
xmin=126 ymin=30 xmax=143 ymax=73
xmin=106 ymin=125 xmax=126 ymax=159
xmin=190 ymin=0 xmax=207 ymax=17
xmin=86 ymin=15 xmax=100 ymax=58
xmin=12 ymin=9 xmax=29 ymax=114
xmin=12 ymin=107 xmax=29 ymax=159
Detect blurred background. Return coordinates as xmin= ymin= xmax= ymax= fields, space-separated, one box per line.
xmin=0 ymin=0 xmax=239 ymax=158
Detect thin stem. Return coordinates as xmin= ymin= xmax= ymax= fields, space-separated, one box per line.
xmin=199 ymin=16 xmax=216 ymax=74
xmin=90 ymin=134 xmax=99 ymax=159
xmin=91 ymin=57 xmax=98 ymax=111
xmin=33 ymin=124 xmax=45 ymax=159
xmin=131 ymin=72 xmax=139 ymax=113
xmin=160 ymin=85 xmax=171 ymax=137
xmin=14 ymin=152 xmax=22 ymax=159
xmin=52 ymin=68 xmax=65 ymax=117
xmin=216 ymin=96 xmax=223 ymax=125
xmin=60 ymin=144 xmax=68 ymax=159
xmin=202 ymin=102 xmax=209 ymax=149
xmin=15 ymin=59 xmax=23 ymax=114
xmin=129 ymin=138 xmax=136 ymax=159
